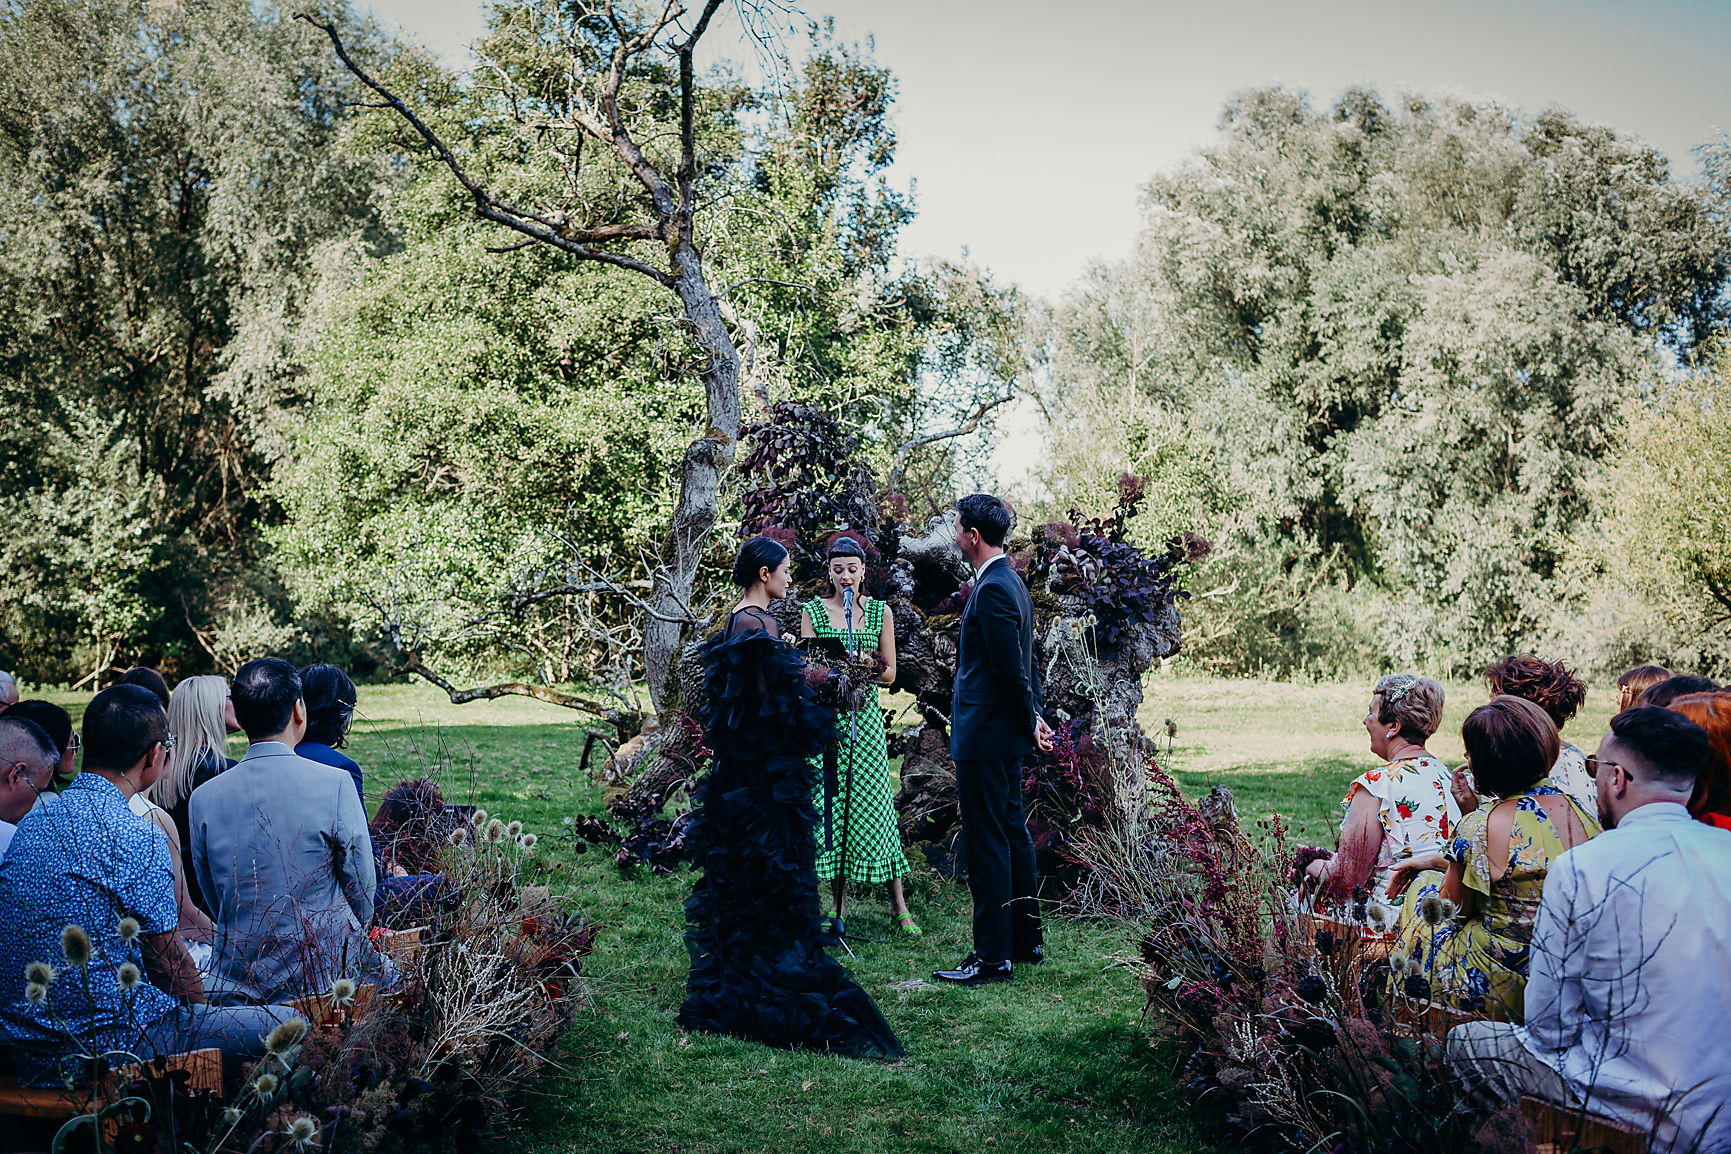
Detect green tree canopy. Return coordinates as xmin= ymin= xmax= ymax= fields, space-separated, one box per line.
xmin=1035 ymin=85 xmax=1730 ymax=675
xmin=0 ymin=0 xmax=392 ymax=682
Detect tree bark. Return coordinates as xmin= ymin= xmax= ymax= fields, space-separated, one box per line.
xmin=644 ymin=247 xmax=743 ymax=709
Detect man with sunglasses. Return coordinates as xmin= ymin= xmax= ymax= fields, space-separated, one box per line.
xmin=0 ymin=716 xmax=57 ymax=856
xmin=1447 ymin=706 xmax=1731 ymax=1152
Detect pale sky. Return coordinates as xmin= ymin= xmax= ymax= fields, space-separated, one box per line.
xmin=361 ymin=0 xmax=1731 ymax=303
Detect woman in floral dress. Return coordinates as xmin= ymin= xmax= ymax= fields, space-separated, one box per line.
xmin=1305 ymin=674 xmax=1462 ymax=908
xmin=1484 ymin=654 xmax=1594 ymax=817
xmin=1385 ymin=695 xmax=1599 ymax=1020
xmin=801 ymin=534 xmax=918 ymax=936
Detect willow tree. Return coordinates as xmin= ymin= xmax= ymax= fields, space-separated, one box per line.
xmin=303 ymin=0 xmax=765 ymax=710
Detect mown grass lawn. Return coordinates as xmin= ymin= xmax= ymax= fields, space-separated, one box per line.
xmin=37 ymin=671 xmax=1624 ymax=1152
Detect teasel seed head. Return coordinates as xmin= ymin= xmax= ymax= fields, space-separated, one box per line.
xmin=265 ymin=1016 xmax=309 ymax=1055
xmin=284 ymin=1116 xmax=318 ymax=1148
xmin=60 ymin=925 xmax=91 ymax=967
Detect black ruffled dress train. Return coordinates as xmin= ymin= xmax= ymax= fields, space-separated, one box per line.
xmin=676 ymin=606 xmax=904 ymax=1059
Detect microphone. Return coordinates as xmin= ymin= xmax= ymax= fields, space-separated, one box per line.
xmin=842 ymin=586 xmax=854 ymax=643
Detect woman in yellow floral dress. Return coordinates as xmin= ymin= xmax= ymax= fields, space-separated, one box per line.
xmin=1385 ymin=695 xmax=1599 ymax=1020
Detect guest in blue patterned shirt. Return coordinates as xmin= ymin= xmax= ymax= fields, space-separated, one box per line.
xmin=0 ymin=686 xmax=282 ymax=1086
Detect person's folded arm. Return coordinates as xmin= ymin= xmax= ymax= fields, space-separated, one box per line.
xmin=141 ymin=930 xmax=206 ymax=1004
xmin=1322 ymin=788 xmax=1384 ymax=898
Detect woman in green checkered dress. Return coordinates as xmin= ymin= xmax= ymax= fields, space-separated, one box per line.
xmin=801 ymin=535 xmax=919 ymax=936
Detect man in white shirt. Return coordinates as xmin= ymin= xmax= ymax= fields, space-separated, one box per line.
xmin=0 ymin=717 xmax=57 ymax=858
xmin=1447 ymin=706 xmax=1731 ymax=1153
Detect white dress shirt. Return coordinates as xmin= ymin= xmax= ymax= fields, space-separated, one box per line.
xmin=1518 ymin=802 xmax=1731 ymax=1152
xmin=975 ymin=552 xmax=1007 ymax=579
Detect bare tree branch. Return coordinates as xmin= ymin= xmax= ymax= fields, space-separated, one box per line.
xmin=366 ymin=593 xmax=642 ymax=731
xmin=393 ymin=647 xmax=639 ymax=727
xmin=305 ymin=4 xmax=747 ymax=714
xmin=295 ymin=14 xmax=677 ymax=287
xmin=717 ymin=276 xmax=813 ymax=301
xmin=887 ymin=390 xmax=1017 ymax=496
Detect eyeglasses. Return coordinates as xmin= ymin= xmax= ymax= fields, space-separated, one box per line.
xmin=159 ymin=732 xmax=177 ymax=752
xmin=65 ymin=733 xmax=80 ymax=754
xmin=1585 ymin=755 xmax=1622 ymax=780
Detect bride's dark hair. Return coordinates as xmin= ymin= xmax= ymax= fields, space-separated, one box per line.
xmin=732 ymin=535 xmax=790 ymax=588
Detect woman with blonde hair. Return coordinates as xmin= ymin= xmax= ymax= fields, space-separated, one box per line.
xmin=153 ymin=675 xmax=240 ymax=919
xmin=1305 ymin=674 xmax=1462 ymax=907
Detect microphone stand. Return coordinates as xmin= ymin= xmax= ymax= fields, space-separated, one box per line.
xmin=832 ymin=585 xmax=874 ymax=951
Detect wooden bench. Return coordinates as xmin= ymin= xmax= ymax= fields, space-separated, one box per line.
xmin=0 ymin=1047 xmax=222 ymax=1121
xmin=1309 ymin=912 xmax=1399 ymax=963
xmin=1521 ymin=1095 xmax=1648 ymax=1154
xmin=379 ymin=925 xmax=428 ymax=962
xmin=286 ymin=984 xmax=376 ymax=1030
xmin=1388 ymin=996 xmax=1480 ymax=1036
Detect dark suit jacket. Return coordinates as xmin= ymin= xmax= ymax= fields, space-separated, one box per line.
xmin=950 ymin=556 xmax=1042 ymax=762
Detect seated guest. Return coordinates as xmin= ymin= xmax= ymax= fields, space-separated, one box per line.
xmin=192 ymin=658 xmax=384 ymax=1005
xmin=1447 ymin=708 xmax=1731 ymax=1152
xmin=295 ymin=664 xmax=364 ymax=805
xmin=128 ymin=775 xmax=215 ymax=948
xmin=0 ymin=669 xmax=18 ymax=712
xmin=1663 ymin=692 xmax=1731 ymax=831
xmin=1484 ymin=654 xmax=1593 ymax=815
xmin=1386 ymin=697 xmax=1598 ymax=1019
xmin=370 ymin=779 xmax=459 ymax=926
xmin=1616 ymin=664 xmax=1672 ymax=714
xmin=155 ymin=675 xmax=241 ymax=916
xmin=0 ymin=686 xmax=281 ymax=1086
xmin=1639 ymin=674 xmax=1718 ymax=708
xmin=1304 ymin=674 xmax=1460 ymax=905
xmin=7 ymin=700 xmax=77 ymax=781
xmin=119 ymin=666 xmax=171 ymax=709
xmin=0 ymin=717 xmax=57 ymax=857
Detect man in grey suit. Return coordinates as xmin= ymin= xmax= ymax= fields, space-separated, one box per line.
xmin=934 ymin=494 xmax=1054 ymax=986
xmin=192 ymin=658 xmax=385 ymax=1005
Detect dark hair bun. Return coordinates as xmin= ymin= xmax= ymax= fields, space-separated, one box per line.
xmin=732 ymin=536 xmax=790 ymax=588
xmin=825 ymin=534 xmax=866 ymax=559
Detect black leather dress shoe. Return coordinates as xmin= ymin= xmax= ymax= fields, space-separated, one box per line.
xmin=933 ymin=953 xmax=1013 ymax=985
xmin=1014 ymin=945 xmax=1045 ymax=966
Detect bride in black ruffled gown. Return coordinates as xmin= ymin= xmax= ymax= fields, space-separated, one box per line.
xmin=677 ymin=536 xmax=904 ymax=1059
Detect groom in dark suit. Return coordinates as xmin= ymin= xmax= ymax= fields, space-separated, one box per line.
xmin=934 ymin=494 xmax=1054 ymax=985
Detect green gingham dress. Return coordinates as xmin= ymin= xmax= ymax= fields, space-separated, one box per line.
xmin=806 ymin=595 xmax=911 ymax=884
